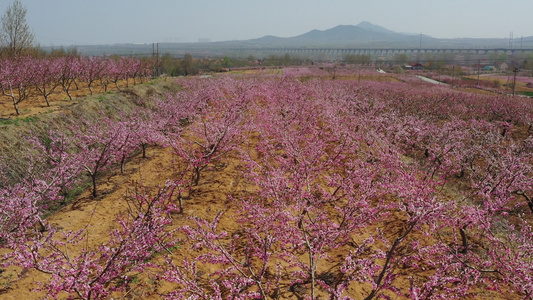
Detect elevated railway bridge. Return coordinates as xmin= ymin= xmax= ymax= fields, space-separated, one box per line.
xmin=225 ymin=47 xmax=533 ymax=61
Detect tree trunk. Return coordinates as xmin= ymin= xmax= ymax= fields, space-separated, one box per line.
xmin=364 ymin=224 xmax=414 ymax=300
xmin=4 ymin=87 xmax=20 ymax=115
xmin=12 ymin=97 xmax=20 ymax=115
xmin=121 ymin=154 xmax=126 ymax=173
xmin=44 ymin=94 xmax=50 ymax=107
xmin=62 ymin=82 xmax=73 ymax=100
xmin=194 ymin=167 xmax=201 ymax=186
xmin=178 ymin=191 xmax=183 ymax=213
xmin=91 ymin=174 xmax=98 ymax=198
xmin=460 ymin=226 xmax=468 ymax=253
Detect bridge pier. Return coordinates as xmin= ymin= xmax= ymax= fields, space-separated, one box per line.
xmin=222 ymin=47 xmax=533 ymax=62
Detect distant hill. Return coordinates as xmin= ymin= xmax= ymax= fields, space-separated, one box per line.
xmin=356 ymin=21 xmax=398 ymax=35
xmin=243 ymin=22 xmax=434 ymax=48
xmin=210 ymin=21 xmax=530 ymax=49
xmin=71 ymin=21 xmax=533 ymax=56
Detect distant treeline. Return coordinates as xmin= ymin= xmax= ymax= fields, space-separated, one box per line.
xmin=155 ymin=53 xmax=314 ymax=76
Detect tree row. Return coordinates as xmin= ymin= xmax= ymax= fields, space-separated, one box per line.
xmin=0 ymin=55 xmax=154 ymax=115
xmin=1 ymin=74 xmax=532 ymax=299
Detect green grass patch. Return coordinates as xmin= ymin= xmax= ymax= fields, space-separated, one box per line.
xmin=22 ymin=116 xmax=35 ymax=123
xmin=0 ymin=116 xmax=36 ymax=126
xmin=63 ymin=182 xmax=92 ymax=204
xmin=518 ymin=91 xmax=533 ymax=97
xmin=41 ymin=181 xmax=92 ymax=218
xmin=0 ymin=118 xmax=18 ymax=125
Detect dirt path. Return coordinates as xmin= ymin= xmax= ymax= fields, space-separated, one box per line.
xmin=415 ymin=75 xmax=449 ymax=85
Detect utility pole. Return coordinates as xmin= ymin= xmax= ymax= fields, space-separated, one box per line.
xmin=152 ymin=42 xmax=160 ymax=77
xmin=152 ymin=43 xmax=155 ymax=76
xmin=418 ymin=33 xmax=422 ymax=62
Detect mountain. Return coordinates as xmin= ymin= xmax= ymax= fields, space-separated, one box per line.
xmin=355 ymin=21 xmax=398 ymax=35
xmin=241 ymin=21 xmax=436 ymax=48
xmin=234 ymin=21 xmax=533 ymax=49
xmin=73 ymin=22 xmax=533 ymax=56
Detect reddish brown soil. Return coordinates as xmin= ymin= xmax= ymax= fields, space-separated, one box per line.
xmin=0 ymin=75 xmax=521 ymax=299
xmin=0 ymin=79 xmax=136 ymax=118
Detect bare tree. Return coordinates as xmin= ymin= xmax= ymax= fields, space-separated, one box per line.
xmin=0 ymin=0 xmax=34 ymax=56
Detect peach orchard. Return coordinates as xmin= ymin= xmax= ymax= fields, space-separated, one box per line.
xmin=1 ymin=70 xmax=533 ymax=299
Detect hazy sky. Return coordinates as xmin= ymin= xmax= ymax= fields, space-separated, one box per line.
xmin=1 ymin=0 xmax=532 ymax=46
